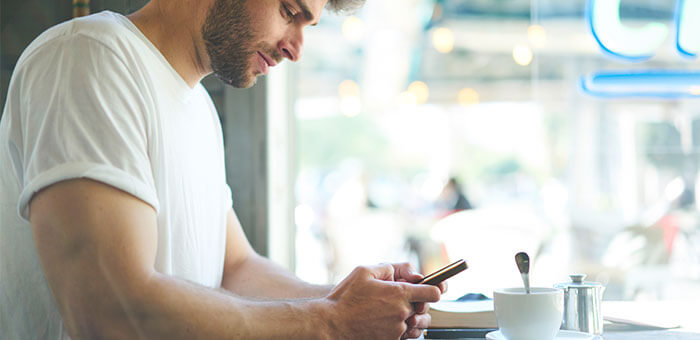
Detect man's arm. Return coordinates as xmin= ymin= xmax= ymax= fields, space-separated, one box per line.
xmin=220 ymin=208 xmax=332 ymax=299
xmin=220 ymin=209 xmax=447 ymax=338
xmin=30 ymin=179 xmax=441 ymax=340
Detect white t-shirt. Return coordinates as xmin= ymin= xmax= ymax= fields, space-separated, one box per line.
xmin=0 ymin=11 xmax=232 ymax=339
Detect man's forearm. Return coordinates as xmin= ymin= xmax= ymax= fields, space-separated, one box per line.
xmin=221 ymin=253 xmax=332 ymax=299
xmin=97 ymin=272 xmax=334 ymax=340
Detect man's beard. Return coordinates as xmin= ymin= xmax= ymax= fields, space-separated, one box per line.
xmin=201 ymin=0 xmax=257 ymax=88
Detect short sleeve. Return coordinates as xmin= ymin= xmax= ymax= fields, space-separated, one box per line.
xmin=223 ymin=183 xmax=233 ymax=211
xmin=14 ymin=34 xmax=159 ymax=220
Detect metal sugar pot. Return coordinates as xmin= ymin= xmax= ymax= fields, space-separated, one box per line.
xmin=554 ymin=274 xmax=605 ymax=335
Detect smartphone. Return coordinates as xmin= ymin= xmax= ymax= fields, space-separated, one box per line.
xmin=418 ymin=259 xmax=468 ymax=286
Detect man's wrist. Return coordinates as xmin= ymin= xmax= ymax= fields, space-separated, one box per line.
xmin=304 ymin=298 xmax=339 ymax=340
xmin=310 ymin=284 xmax=334 ymax=298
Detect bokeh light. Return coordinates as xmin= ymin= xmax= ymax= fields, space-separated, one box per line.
xmin=432 ymin=27 xmax=454 ymax=53
xmin=342 ymin=16 xmax=365 ymax=42
xmin=338 ymin=80 xmax=361 ymax=116
xmin=338 ymin=79 xmax=360 ymax=98
xmin=408 ymin=81 xmax=430 ymax=105
xmin=458 ymin=88 xmax=480 ymax=107
xmin=528 ymin=25 xmax=547 ymax=48
xmin=512 ymin=43 xmax=533 ymax=66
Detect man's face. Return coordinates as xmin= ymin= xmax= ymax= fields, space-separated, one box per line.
xmin=201 ymin=0 xmax=326 ymax=88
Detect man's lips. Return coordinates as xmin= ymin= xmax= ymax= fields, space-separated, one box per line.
xmin=258 ymin=51 xmax=278 ymax=67
xmin=256 ymin=51 xmax=278 ymax=75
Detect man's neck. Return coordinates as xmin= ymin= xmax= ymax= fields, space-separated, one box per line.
xmin=127 ymin=1 xmax=211 ymax=88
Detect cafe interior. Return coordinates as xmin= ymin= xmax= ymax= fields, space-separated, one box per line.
xmin=2 ymin=0 xmax=700 ymax=334
xmin=290 ymin=0 xmax=700 ymax=305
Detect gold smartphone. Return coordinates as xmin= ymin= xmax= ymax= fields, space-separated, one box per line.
xmin=418 ymin=259 xmax=468 ymax=286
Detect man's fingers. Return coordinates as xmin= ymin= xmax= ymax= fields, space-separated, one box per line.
xmin=400 ymin=282 xmax=441 ymax=302
xmin=401 ymin=314 xmax=432 ymax=338
xmin=365 ymin=263 xmax=395 ymax=281
xmin=412 ymin=313 xmax=432 ymax=329
xmin=392 ymin=262 xmax=423 ymax=283
xmin=405 ymin=314 xmax=419 ymax=329
xmin=402 ymin=315 xmax=423 ymax=340
xmin=439 ymin=281 xmax=448 ymax=294
xmin=413 ymin=302 xmax=429 ymax=314
xmin=401 ymin=328 xmax=423 ymax=339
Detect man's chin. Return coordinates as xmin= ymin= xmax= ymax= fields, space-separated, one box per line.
xmin=214 ymin=72 xmax=257 ymax=89
xmin=243 ymin=75 xmax=259 ymax=88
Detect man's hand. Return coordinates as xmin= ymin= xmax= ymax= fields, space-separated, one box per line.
xmin=392 ymin=262 xmax=448 ymax=292
xmin=324 ymin=264 xmax=442 ymax=340
xmin=391 ymin=262 xmax=448 ymax=338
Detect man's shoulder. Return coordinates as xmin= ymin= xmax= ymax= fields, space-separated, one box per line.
xmin=68 ymin=10 xmax=136 ymax=40
xmin=20 ymin=11 xmax=143 ymax=66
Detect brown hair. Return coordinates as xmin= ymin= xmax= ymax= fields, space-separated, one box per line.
xmin=326 ymin=0 xmax=366 ymax=14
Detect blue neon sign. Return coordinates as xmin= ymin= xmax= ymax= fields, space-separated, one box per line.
xmin=588 ymin=0 xmax=669 ymax=61
xmin=582 ymin=0 xmax=700 ymax=98
xmin=676 ymin=0 xmax=700 ymax=58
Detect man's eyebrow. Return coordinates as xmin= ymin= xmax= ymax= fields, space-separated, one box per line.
xmin=294 ymin=0 xmax=319 ymax=26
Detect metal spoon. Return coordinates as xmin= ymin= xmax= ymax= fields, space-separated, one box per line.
xmin=515 ymin=252 xmax=531 ymax=294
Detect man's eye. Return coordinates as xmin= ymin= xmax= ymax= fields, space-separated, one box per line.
xmin=282 ymin=4 xmax=295 ymax=23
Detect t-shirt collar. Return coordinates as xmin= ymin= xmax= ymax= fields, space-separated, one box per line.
xmin=109 ymin=10 xmax=198 ymax=102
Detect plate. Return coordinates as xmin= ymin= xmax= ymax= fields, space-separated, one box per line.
xmin=485 ymin=329 xmax=598 ymax=340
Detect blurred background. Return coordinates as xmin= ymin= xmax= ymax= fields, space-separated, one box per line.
xmin=289 ymin=0 xmax=700 ymax=301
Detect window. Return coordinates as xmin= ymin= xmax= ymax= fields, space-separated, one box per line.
xmin=290 ymin=0 xmax=700 ymax=301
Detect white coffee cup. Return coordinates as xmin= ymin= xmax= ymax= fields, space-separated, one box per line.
xmin=493 ymin=287 xmax=564 ymax=340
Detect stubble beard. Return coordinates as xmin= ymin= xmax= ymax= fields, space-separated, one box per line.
xmin=201 ymin=0 xmax=257 ymax=88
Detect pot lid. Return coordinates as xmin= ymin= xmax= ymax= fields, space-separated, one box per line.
xmin=554 ymin=274 xmax=603 ymax=289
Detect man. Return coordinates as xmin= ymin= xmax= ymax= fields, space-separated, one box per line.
xmin=0 ymin=0 xmax=446 ymax=339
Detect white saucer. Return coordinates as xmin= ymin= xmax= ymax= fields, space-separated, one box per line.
xmin=485 ymin=329 xmax=598 ymax=340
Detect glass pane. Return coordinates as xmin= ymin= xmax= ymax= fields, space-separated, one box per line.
xmin=292 ymin=0 xmax=700 ymax=302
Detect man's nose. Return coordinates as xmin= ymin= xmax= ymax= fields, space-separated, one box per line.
xmin=278 ymin=29 xmax=304 ymax=62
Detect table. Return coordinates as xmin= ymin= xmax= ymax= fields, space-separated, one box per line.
xmin=422 ymin=300 xmax=700 ymax=339
xmin=421 ymin=329 xmax=700 ymax=340
xmin=603 ymin=330 xmax=700 ymax=340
